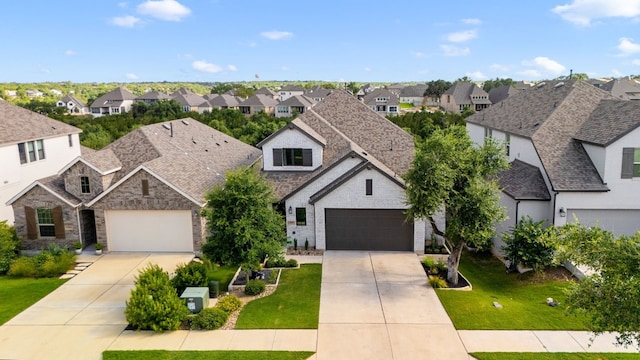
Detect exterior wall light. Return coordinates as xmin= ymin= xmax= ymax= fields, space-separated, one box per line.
xmin=559 ymin=207 xmax=566 ymax=217
xmin=288 ymin=206 xmax=293 ymax=215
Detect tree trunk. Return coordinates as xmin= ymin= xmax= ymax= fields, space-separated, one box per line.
xmin=447 ymin=240 xmax=465 ymax=285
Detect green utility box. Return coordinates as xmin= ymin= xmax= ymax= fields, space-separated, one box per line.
xmin=180 ymin=287 xmax=209 ymax=314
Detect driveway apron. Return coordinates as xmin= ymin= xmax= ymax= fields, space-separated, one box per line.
xmin=317 ymin=251 xmax=469 ymax=359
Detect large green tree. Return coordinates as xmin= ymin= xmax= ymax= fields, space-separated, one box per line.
xmin=482 ymin=77 xmax=515 ymax=92
xmin=547 ymin=223 xmax=640 ymax=348
xmin=424 ymin=80 xmax=452 ymax=100
xmin=404 ymin=126 xmax=508 ymax=284
xmin=201 ymin=168 xmax=286 ymax=270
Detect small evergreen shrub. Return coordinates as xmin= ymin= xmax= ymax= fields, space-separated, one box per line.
xmin=125 ymin=264 xmax=189 ymax=332
xmin=171 ymin=261 xmax=208 ymax=295
xmin=208 ymin=280 xmax=219 ymax=298
xmin=244 ymin=279 xmax=266 ymax=295
xmin=8 ymin=257 xmax=36 ymax=278
xmin=293 ymin=238 xmax=298 ymax=250
xmin=268 ymin=269 xmax=278 ymax=284
xmin=0 ymin=221 xmax=19 ymax=274
xmin=264 ymin=257 xmax=286 ymax=268
xmin=428 ymin=275 xmax=448 ymax=289
xmin=304 ymin=239 xmax=309 ymax=250
xmin=502 ymin=216 xmax=556 ymax=271
xmin=422 ymin=256 xmax=436 ymax=268
xmin=215 ymin=295 xmax=242 ymax=314
xmin=285 ymin=259 xmax=298 ymax=268
xmin=191 ymin=307 xmax=228 ymax=330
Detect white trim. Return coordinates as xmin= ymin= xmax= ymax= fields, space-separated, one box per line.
xmin=57 ymin=156 xmax=121 ymax=176
xmin=86 ymin=166 xmax=204 ymax=207
xmin=5 ymin=181 xmax=81 ymax=208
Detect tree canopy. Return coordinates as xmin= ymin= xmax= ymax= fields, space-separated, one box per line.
xmin=404 ymin=126 xmax=508 ymax=284
xmin=424 ymin=80 xmax=452 ymax=99
xmin=482 ymin=77 xmax=515 ymax=92
xmin=201 ymin=168 xmax=286 ymax=270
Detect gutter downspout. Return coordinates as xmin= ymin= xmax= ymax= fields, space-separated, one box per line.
xmin=515 ymin=200 xmax=520 ymax=226
xmin=552 ymin=191 xmax=559 ymax=226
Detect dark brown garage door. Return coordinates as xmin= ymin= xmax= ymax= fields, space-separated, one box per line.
xmin=325 ymin=209 xmax=413 ymax=251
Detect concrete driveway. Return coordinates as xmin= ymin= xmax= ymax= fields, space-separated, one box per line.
xmin=0 ymin=252 xmax=194 ymax=360
xmin=316 ymin=251 xmax=469 ymax=359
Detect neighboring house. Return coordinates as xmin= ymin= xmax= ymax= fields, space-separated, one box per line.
xmin=488 ymin=85 xmax=522 ymax=104
xmin=356 ymin=83 xmax=376 ymax=100
xmin=171 ymin=92 xmax=212 ymax=113
xmin=465 ymin=80 xmax=640 ymax=254
xmin=4 ymin=90 xmax=17 ymax=98
xmin=254 ymin=87 xmax=277 ymax=99
xmin=441 ymin=82 xmax=492 ymax=114
xmin=135 ymin=91 xmax=171 ymax=104
xmin=56 ymin=95 xmax=90 ymax=115
xmin=275 ymin=95 xmax=316 ymax=118
xmin=362 ymin=89 xmax=400 ymax=116
xmin=600 ymin=77 xmax=640 ymax=100
xmin=0 ymin=99 xmax=82 ymax=223
xmin=399 ymin=84 xmax=428 ymax=106
xmin=25 ymin=90 xmax=44 ymax=98
xmin=238 ymin=94 xmax=279 ymax=116
xmin=7 ymin=118 xmax=261 ymax=252
xmin=50 ymin=89 xmax=62 ymax=96
xmin=204 ymin=94 xmax=243 ymax=109
xmin=304 ymin=86 xmax=332 ymax=102
xmin=258 ymin=89 xmax=434 ymax=253
xmin=90 ymin=87 xmax=137 ymax=117
xmin=278 ymin=85 xmax=305 ymax=101
xmin=386 ymin=83 xmax=405 ymax=96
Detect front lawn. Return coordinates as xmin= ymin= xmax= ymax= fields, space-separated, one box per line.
xmin=103 ymin=350 xmax=314 ymax=360
xmin=207 ymin=264 xmax=239 ymax=292
xmin=472 ymin=353 xmax=639 ymax=360
xmin=436 ymin=251 xmax=588 ymax=330
xmin=0 ymin=276 xmax=66 ymax=324
xmin=235 ymin=264 xmax=321 ymax=329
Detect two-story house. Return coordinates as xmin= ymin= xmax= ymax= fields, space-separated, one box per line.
xmin=362 ymin=89 xmax=400 ymax=116
xmin=258 ymin=89 xmax=434 ymax=253
xmin=7 ymin=119 xmax=261 ymax=252
xmin=465 ymin=80 xmax=640 ymax=253
xmin=1 ymin=99 xmax=82 ymax=223
xmin=90 ymin=87 xmax=137 ymax=117
xmin=278 ymin=85 xmax=305 ymax=101
xmin=441 ymin=82 xmax=491 ymax=114
xmin=135 ymin=91 xmax=171 ymax=104
xmin=399 ymin=84 xmax=428 ymax=106
xmin=56 ymin=95 xmax=90 ymax=115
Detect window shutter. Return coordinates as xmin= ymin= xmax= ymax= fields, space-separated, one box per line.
xmin=302 ymin=149 xmax=312 ymax=166
xmin=273 ymin=149 xmax=283 ymax=166
xmin=53 ymin=206 xmax=65 ymax=239
xmin=25 ymin=206 xmax=37 ymax=240
xmin=621 ymin=148 xmax=634 ymax=179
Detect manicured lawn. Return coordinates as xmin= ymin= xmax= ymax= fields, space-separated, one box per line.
xmin=0 ymin=276 xmax=66 ymax=325
xmin=235 ymin=264 xmax=321 ymax=329
xmin=103 ymin=350 xmax=314 ymax=360
xmin=399 ymin=102 xmax=415 ymax=109
xmin=472 ymin=353 xmax=639 ymax=360
xmin=435 ymin=251 xmax=589 ymax=330
xmin=207 ymin=264 xmax=239 ymax=292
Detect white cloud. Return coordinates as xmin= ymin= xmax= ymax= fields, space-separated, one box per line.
xmin=522 ymin=56 xmax=566 ymax=77
xmin=617 ymin=37 xmax=640 ymax=55
xmin=552 ymin=0 xmax=640 ymax=26
xmin=227 ymin=65 xmax=238 ymax=71
xmin=137 ymin=0 xmax=190 ymax=21
xmin=489 ymin=63 xmax=510 ymax=72
xmin=440 ymin=44 xmax=470 ymax=57
xmin=260 ymin=30 xmax=293 ymax=40
xmin=126 ymin=73 xmax=138 ymax=79
xmin=467 ymin=71 xmax=487 ymax=80
xmin=633 ymin=59 xmax=640 ymax=66
xmin=518 ymin=69 xmax=542 ymax=79
xmin=611 ymin=68 xmax=624 ymax=77
xmin=462 ymin=18 xmax=482 ymax=25
xmin=110 ymin=15 xmax=141 ymax=27
xmin=64 ymin=50 xmax=76 ymax=56
xmin=192 ymin=60 xmax=222 ymax=73
xmin=118 ymin=2 xmax=128 ymax=8
xmin=447 ymin=30 xmax=477 ymax=43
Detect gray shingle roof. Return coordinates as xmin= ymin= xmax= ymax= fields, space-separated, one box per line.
xmin=280 ymin=85 xmax=305 ymax=92
xmin=399 ymin=84 xmax=427 ymax=98
xmin=488 ymin=85 xmax=520 ymax=104
xmin=205 ymin=94 xmax=243 ymax=107
xmin=574 ymin=100 xmax=640 ymax=146
xmin=444 ymin=82 xmax=490 ymax=105
xmin=279 ymin=95 xmax=316 ymax=107
xmin=362 ymin=89 xmax=400 ymax=106
xmin=59 ymin=95 xmax=87 ymax=107
xmin=136 ymin=91 xmax=171 ymax=101
xmin=171 ymin=93 xmax=209 ymax=107
xmin=82 ymin=148 xmax=122 ymax=174
xmin=498 ymin=160 xmax=551 ymax=200
xmin=239 ymin=94 xmax=279 ymax=107
xmin=90 ymin=87 xmax=136 ymax=108
xmin=254 ymin=87 xmax=276 ymax=96
xmin=0 ymin=99 xmax=81 ymax=146
xmin=467 ymin=80 xmax=612 ymax=191
xmin=600 ymin=77 xmax=640 ymax=100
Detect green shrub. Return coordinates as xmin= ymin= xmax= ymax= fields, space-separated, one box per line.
xmin=436 ymin=260 xmax=447 ymax=273
xmin=304 ymin=239 xmax=309 ymax=250
xmin=293 ymin=238 xmax=298 ymax=250
xmin=244 ymin=279 xmax=266 ymax=295
xmin=208 ymin=280 xmax=219 ymax=298
xmin=171 ymin=261 xmax=208 ymax=295
xmin=0 ymin=221 xmax=20 ymax=274
xmin=268 ymin=269 xmax=278 ymax=284
xmin=422 ymin=256 xmax=436 ymax=268
xmin=40 ymin=251 xmax=76 ymax=277
xmin=285 ymin=258 xmax=298 ymax=268
xmin=216 ymin=295 xmax=242 ymax=314
xmin=502 ymin=216 xmax=556 ymax=271
xmin=428 ymin=275 xmax=448 ymax=288
xmin=125 ymin=264 xmax=190 ymax=332
xmin=190 ymin=307 xmax=228 ymax=330
xmin=8 ymin=257 xmax=36 ymax=278
xmin=44 ymin=243 xmax=67 ymax=256
xmin=264 ymin=256 xmax=286 ymax=268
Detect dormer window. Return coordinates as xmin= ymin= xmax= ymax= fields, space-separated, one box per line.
xmin=81 ymin=176 xmax=91 ymax=194
xmin=273 ymin=148 xmax=312 ymax=167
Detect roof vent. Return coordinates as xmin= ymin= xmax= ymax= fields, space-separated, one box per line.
xmin=554 ymin=82 xmax=565 ymax=88
xmin=362 ymin=151 xmax=368 ymax=156
xmin=216 ymin=143 xmax=220 ymax=146
xmin=181 ymin=119 xmax=189 ymax=125
xmin=536 ymin=82 xmax=546 ymax=88
xmin=224 ymin=140 xmax=228 ymax=143
xmin=192 ymin=137 xmax=197 ymax=144
xmin=533 ymin=122 xmax=540 ymax=127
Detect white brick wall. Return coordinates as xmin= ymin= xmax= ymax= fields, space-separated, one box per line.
xmin=261 ymin=128 xmax=323 ymax=171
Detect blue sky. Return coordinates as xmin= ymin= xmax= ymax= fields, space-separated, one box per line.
xmin=1 ymin=0 xmax=640 ymax=83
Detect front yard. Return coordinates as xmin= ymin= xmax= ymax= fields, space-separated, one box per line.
xmin=0 ymin=276 xmax=66 ymax=324
xmin=436 ymin=251 xmax=589 ymax=330
xmin=103 ymin=350 xmax=314 ymax=360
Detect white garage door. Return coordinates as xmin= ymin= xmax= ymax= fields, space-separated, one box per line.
xmin=568 ymin=209 xmax=640 ymax=236
xmin=106 ymin=210 xmax=193 ymax=252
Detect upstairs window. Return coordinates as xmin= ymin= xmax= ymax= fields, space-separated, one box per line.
xmin=141 ymin=179 xmax=149 ymax=196
xmin=484 ymin=127 xmax=492 ymax=139
xmin=18 ymin=140 xmax=45 ymax=164
xmin=621 ymin=148 xmax=640 ymax=178
xmin=80 ymin=176 xmax=91 ymax=194
xmin=272 ymin=148 xmax=312 ymax=167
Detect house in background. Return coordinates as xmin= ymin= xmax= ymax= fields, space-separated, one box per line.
xmin=362 ymin=89 xmax=399 ymax=116
xmin=0 ymin=99 xmax=82 ymax=223
xmin=238 ymin=94 xmax=279 ymax=116
xmin=90 ymin=87 xmax=136 ymax=117
xmin=56 ymin=95 xmax=90 ymax=115
xmin=258 ymin=89 xmax=435 ymax=253
xmin=488 ymin=84 xmax=522 ymax=104
xmin=278 ymin=84 xmax=305 ymax=101
xmin=399 ymin=84 xmax=428 ymax=106
xmin=135 ymin=91 xmax=171 ymax=104
xmin=441 ymin=82 xmax=491 ymax=114
xmin=275 ymin=95 xmax=316 ymax=118
xmin=254 ymin=87 xmax=278 ymax=99
xmin=171 ymin=92 xmax=212 ymax=113
xmin=465 ymin=80 xmax=640 ymax=254
xmin=600 ymin=76 xmax=640 ymax=100
xmin=304 ymin=86 xmax=332 ymax=102
xmin=205 ymin=94 xmax=243 ymax=110
xmin=7 ymin=118 xmax=261 ymax=252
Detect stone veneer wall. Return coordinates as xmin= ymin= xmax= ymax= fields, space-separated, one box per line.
xmin=63 ymin=162 xmax=104 ymax=202
xmin=91 ymin=170 xmax=204 ymax=251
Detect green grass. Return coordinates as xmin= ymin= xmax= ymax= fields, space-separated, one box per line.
xmin=0 ymin=276 xmax=66 ymax=324
xmin=207 ymin=264 xmax=239 ymax=292
xmin=472 ymin=353 xmax=640 ymax=360
xmin=436 ymin=251 xmax=588 ymax=330
xmin=399 ymin=102 xmax=415 ymax=109
xmin=103 ymin=350 xmax=314 ymax=360
xmin=235 ymin=264 xmax=321 ymax=329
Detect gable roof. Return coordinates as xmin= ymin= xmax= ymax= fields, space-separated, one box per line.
xmin=90 ymin=87 xmax=136 ymax=108
xmin=498 ymin=160 xmax=551 ymax=200
xmin=59 ymin=95 xmax=87 ymax=107
xmin=600 ymin=77 xmax=640 ymax=100
xmin=171 ymin=92 xmax=209 ymax=107
xmin=0 ymin=99 xmax=81 ymax=146
xmin=574 ymin=100 xmax=640 ymax=146
xmin=239 ymin=94 xmax=279 ymax=107
xmin=399 ymin=84 xmax=427 ymax=98
xmin=444 ymin=82 xmax=490 ymax=105
xmin=279 ymin=95 xmax=316 ymax=107
xmin=254 ymin=87 xmax=276 ymax=96
xmin=6 ymin=175 xmax=81 ymax=207
xmin=136 ymin=91 xmax=171 ymax=101
xmin=488 ymin=85 xmax=520 ymax=104
xmin=467 ymin=80 xmax=612 ymax=192
xmin=362 ymin=89 xmax=399 ymax=105
xmin=280 ymin=84 xmax=305 ymax=92
xmin=205 ymin=94 xmax=243 ymax=107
